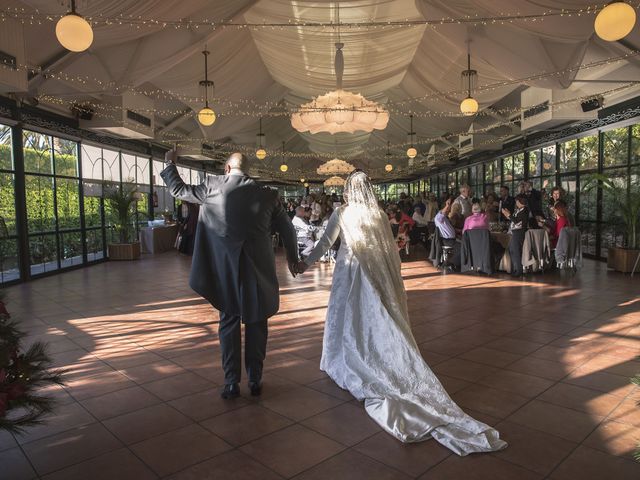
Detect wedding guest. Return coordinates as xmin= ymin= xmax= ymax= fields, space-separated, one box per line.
xmin=413 ymin=194 xmax=427 ymax=216
xmin=484 ymin=192 xmax=500 ymax=223
xmin=503 ymin=194 xmax=529 ymax=276
xmin=426 ymin=193 xmax=439 ymax=221
xmin=434 ymin=197 xmax=461 ymax=268
xmin=453 ymin=184 xmax=473 ymax=218
xmin=176 ymin=201 xmax=199 ymax=255
xmin=412 ymin=205 xmax=429 ymax=226
xmin=292 ymin=206 xmax=316 ymax=257
xmin=462 ymin=202 xmax=489 ymax=234
xmin=448 ymin=202 xmax=464 ymax=235
xmin=544 ymin=200 xmax=571 ymax=248
xmin=499 ymin=185 xmax=515 ymax=222
xmin=310 ymin=194 xmax=322 ymax=225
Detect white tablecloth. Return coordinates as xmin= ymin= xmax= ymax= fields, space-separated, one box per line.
xmin=139 ymin=224 xmax=179 ymax=254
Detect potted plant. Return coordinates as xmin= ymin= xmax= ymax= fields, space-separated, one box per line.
xmin=104 ymin=183 xmax=142 ymax=260
xmin=583 ymin=174 xmax=640 ymax=273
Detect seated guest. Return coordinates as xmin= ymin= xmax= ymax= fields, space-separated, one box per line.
xmin=434 ymin=197 xmax=461 ymax=268
xmin=426 ymin=193 xmax=439 ymax=221
xmin=502 ymin=194 xmax=529 ymax=276
xmin=543 ymin=200 xmax=571 ymax=248
xmin=412 ymin=205 xmax=429 ymax=226
xmin=292 ymin=206 xmax=316 ymax=257
xmin=413 ymin=194 xmax=427 ymax=216
xmin=463 ymin=202 xmax=489 ymax=234
xmin=448 ymin=202 xmax=464 ymax=235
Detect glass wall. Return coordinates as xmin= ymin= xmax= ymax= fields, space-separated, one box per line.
xmin=0 ymin=125 xmax=19 ymax=283
xmin=423 ymin=121 xmax=640 ymax=260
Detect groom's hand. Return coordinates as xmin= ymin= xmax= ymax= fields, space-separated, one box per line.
xmin=296 ymin=260 xmax=308 ymax=274
xmin=288 ymin=260 xmax=298 ymax=277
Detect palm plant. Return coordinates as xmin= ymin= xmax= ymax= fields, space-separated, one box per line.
xmin=104 ymin=183 xmax=139 ymax=244
xmin=582 ymin=173 xmax=640 ymax=250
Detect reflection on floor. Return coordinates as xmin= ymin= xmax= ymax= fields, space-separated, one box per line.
xmin=2 ymin=249 xmax=640 ymax=479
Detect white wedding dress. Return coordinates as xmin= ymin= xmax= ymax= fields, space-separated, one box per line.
xmin=305 ymin=203 xmax=507 ymax=456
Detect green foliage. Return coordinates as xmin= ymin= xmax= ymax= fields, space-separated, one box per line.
xmin=0 ymin=298 xmax=66 ymax=434
xmin=103 ymin=182 xmax=140 ymax=244
xmin=582 ymin=173 xmax=640 ymax=249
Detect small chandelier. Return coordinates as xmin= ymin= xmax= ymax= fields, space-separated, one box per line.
xmin=406 ymin=115 xmax=417 ymax=159
xmin=385 ymin=140 xmax=393 ymax=172
xmin=279 ymin=141 xmax=288 ymax=172
xmin=317 ymin=158 xmax=356 ymax=176
xmin=460 ymin=49 xmax=479 ymax=116
xmin=290 ymin=3 xmax=389 ymax=135
xmin=256 ymin=117 xmax=267 ymax=160
xmin=324 ymin=176 xmax=346 ymax=187
xmin=595 ymin=2 xmax=636 ymax=41
xmin=197 ymin=49 xmax=216 ymax=127
xmin=56 ymin=0 xmax=93 ymax=52
xmin=300 ymin=177 xmax=306 ymax=183
xmin=304 ymin=182 xmax=310 ymax=188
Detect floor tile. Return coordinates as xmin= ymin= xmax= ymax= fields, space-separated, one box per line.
xmin=15 ymin=401 xmax=96 ymax=445
xmin=169 ymin=387 xmax=250 ymax=422
xmin=549 ymin=445 xmax=640 ymax=480
xmin=131 ymin=423 xmax=232 ymax=476
xmin=432 ymin=358 xmax=499 ymax=382
xmin=507 ymin=400 xmax=603 ymax=443
xmin=200 ymin=404 xmax=293 ymax=446
xmin=41 ymin=448 xmax=156 ymax=480
xmin=239 ymin=424 xmax=345 ymax=478
xmin=0 ymin=448 xmax=37 ymax=480
xmin=418 ymin=452 xmax=543 ymax=480
xmin=141 ymin=371 xmax=215 ymax=401
xmin=292 ymin=449 xmax=410 ymax=480
xmin=537 ymin=382 xmax=623 ymax=417
xmin=582 ymin=420 xmax=639 ymax=459
xmin=453 ymin=384 xmax=530 ymax=419
xmin=354 ymin=431 xmax=451 ymax=477
xmin=458 ymin=347 xmax=523 ymax=368
xmin=259 ymin=385 xmax=345 ymax=421
xmin=103 ymin=403 xmax=192 ymax=445
xmin=477 ymin=370 xmax=555 ymax=398
xmin=301 ymin=403 xmax=380 ymax=446
xmin=23 ymin=422 xmax=121 ymax=475
xmin=80 ymin=385 xmax=161 ymax=420
xmin=165 ymin=449 xmax=283 ymax=480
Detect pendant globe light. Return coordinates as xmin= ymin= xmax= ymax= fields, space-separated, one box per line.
xmin=595 ymin=2 xmax=636 ymax=41
xmin=279 ymin=141 xmax=288 ymax=172
xmin=406 ymin=115 xmax=417 ymax=159
xmin=385 ymin=141 xmax=393 ymax=172
xmin=197 ymin=49 xmax=216 ymax=127
xmin=256 ymin=117 xmax=267 ymax=160
xmin=460 ymin=48 xmax=479 ymax=116
xmin=55 ymin=0 xmax=94 ymax=52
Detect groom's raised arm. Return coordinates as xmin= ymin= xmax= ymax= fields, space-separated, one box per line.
xmin=160 ymin=163 xmax=210 ymax=205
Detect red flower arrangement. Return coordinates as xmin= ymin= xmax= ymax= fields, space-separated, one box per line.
xmin=0 ymin=293 xmax=65 ymax=433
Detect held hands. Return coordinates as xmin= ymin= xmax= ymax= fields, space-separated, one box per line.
xmin=287 ymin=260 xmax=309 ymax=278
xmin=501 ymin=208 xmax=511 ymax=219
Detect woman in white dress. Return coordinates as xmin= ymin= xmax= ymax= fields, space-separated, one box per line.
xmin=298 ymin=170 xmax=507 ymax=456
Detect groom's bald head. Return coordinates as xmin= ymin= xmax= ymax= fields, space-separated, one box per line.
xmin=225 ymin=152 xmax=248 ymax=174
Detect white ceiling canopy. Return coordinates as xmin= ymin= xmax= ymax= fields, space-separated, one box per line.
xmin=8 ymin=0 xmax=640 ymax=180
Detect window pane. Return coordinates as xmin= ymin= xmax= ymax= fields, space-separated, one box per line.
xmin=83 ymin=182 xmax=103 ymax=228
xmin=603 ymin=127 xmax=629 ymax=168
xmin=103 ymin=148 xmax=120 ymax=182
xmin=0 ymin=125 xmax=12 ymax=170
xmin=23 ymin=131 xmax=53 ymax=174
xmin=81 ymin=144 xmax=104 ymax=180
xmin=529 ymin=149 xmax=541 ymax=177
xmin=580 ymin=222 xmax=597 ymax=257
xmin=56 ymin=178 xmax=81 ymax=230
xmin=560 ymin=175 xmax=578 ymax=222
xmin=59 ymin=231 xmax=83 ymax=268
xmin=502 ymin=156 xmax=513 ymax=183
xmin=86 ymin=229 xmax=104 ymax=262
xmin=580 ymin=177 xmax=598 ymax=221
xmin=0 ymin=238 xmax=19 ymax=283
xmin=29 ymin=234 xmax=58 ymax=275
xmin=579 ymin=135 xmax=598 ymax=170
xmin=559 ymin=139 xmax=577 ymax=172
xmin=136 ymin=156 xmax=150 ymax=185
xmin=632 ymin=124 xmax=640 ymax=164
xmin=25 ymin=175 xmax=56 ymax=233
xmin=54 ymin=137 xmax=78 ymax=177
xmin=122 ymin=153 xmax=136 ymax=183
xmin=542 ymin=145 xmax=556 ymax=175
xmin=0 ymin=172 xmax=16 ymax=235
xmin=513 ymin=153 xmax=525 ymax=180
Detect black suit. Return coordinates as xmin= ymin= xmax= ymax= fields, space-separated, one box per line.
xmin=161 ymin=165 xmax=299 ymax=384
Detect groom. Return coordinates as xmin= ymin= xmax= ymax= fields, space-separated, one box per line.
xmin=162 ymin=151 xmax=299 ymax=398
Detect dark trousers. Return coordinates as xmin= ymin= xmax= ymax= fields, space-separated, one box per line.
xmin=509 ymin=229 xmax=526 ymax=275
xmin=218 ymin=312 xmax=268 ymax=385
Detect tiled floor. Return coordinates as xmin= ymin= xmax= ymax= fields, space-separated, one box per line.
xmin=2 ymin=248 xmax=640 ymax=479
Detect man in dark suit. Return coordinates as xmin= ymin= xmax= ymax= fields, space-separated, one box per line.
xmin=498 ymin=185 xmax=515 ymax=222
xmin=162 ymin=151 xmax=299 ymax=399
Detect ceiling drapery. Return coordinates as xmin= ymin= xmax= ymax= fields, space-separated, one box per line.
xmin=11 ymin=0 xmax=640 ymax=179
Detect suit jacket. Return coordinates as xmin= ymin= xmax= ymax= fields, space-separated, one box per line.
xmin=461 ymin=229 xmax=494 ymax=274
xmin=161 ymin=165 xmax=299 ymax=322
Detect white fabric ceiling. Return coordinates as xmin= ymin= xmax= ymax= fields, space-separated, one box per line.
xmin=10 ymin=0 xmax=640 ymax=178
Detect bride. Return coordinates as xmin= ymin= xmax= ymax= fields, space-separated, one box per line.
xmin=297 ymin=170 xmax=507 ymax=456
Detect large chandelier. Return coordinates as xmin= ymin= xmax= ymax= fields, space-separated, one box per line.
xmin=291 ymin=3 xmax=389 ymax=135
xmin=317 ymin=158 xmax=356 ymax=176
xmin=595 ymin=2 xmax=636 ymax=41
xmin=56 ymin=0 xmax=93 ymax=52
xmin=324 ymin=176 xmax=346 ymax=187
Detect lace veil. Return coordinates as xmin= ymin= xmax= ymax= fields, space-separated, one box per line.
xmin=340 ymin=170 xmax=410 ymax=327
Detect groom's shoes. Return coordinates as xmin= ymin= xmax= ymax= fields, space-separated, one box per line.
xmin=221 ymin=383 xmax=240 ymax=399
xmin=248 ymin=381 xmax=262 ymax=397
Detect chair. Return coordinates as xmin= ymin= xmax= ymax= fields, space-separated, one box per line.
xmin=522 ymin=229 xmax=551 ymax=273
xmin=461 ymin=229 xmax=494 ymax=274
xmin=555 ymin=227 xmax=582 ymax=272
